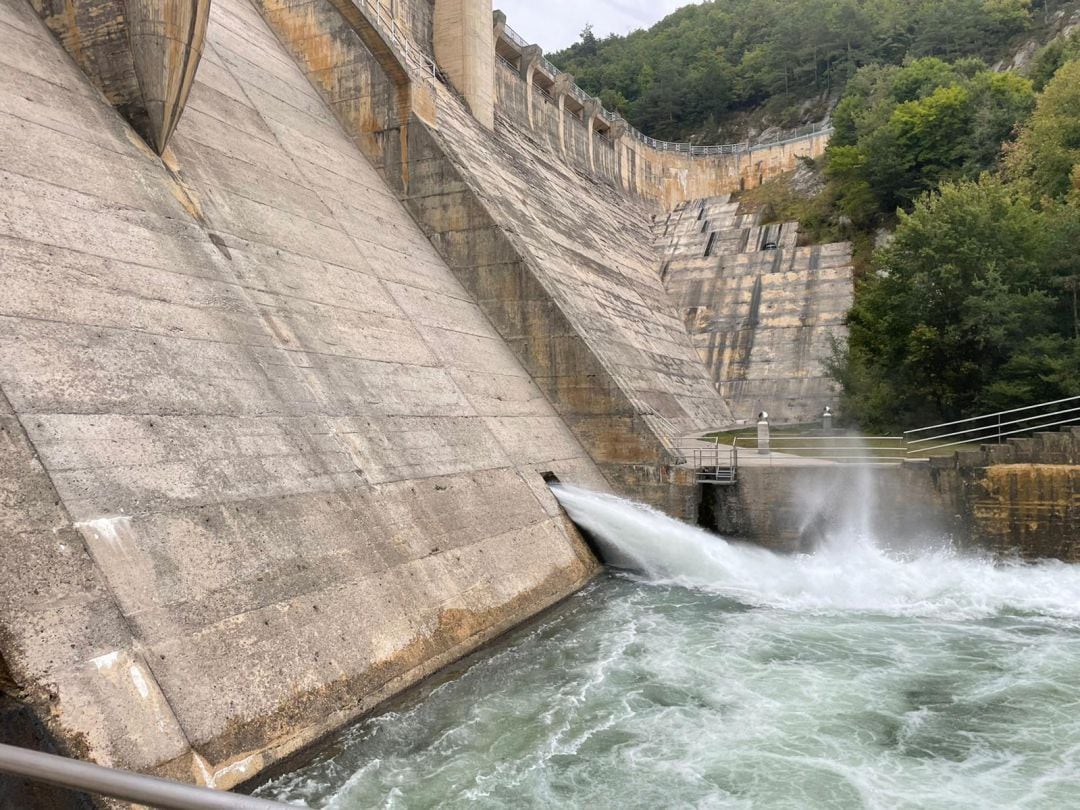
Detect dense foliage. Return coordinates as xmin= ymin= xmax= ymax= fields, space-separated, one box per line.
xmin=830 ymin=60 xmax=1080 ymax=429
xmin=826 ymin=58 xmax=1035 ymax=226
xmin=832 ymin=180 xmax=1080 ymax=427
xmin=549 ymin=0 xmax=1041 ymax=141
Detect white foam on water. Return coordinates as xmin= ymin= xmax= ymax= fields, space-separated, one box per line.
xmin=550 ymin=483 xmax=1080 ymax=621
xmin=258 ymin=485 xmax=1080 ymax=809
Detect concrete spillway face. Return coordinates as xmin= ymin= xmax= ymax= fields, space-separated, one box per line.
xmin=125 ymin=0 xmax=212 ymax=154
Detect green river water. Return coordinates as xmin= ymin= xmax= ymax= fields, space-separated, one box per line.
xmin=256 ymin=485 xmax=1080 ymax=809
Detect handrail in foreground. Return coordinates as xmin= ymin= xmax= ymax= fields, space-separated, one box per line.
xmin=0 ymin=743 xmax=294 ymax=810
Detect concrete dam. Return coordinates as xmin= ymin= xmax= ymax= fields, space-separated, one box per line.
xmin=0 ymin=0 xmax=867 ymax=800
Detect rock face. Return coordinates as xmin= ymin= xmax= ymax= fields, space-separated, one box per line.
xmin=656 ymin=195 xmax=853 ymax=424
xmin=0 ymin=0 xmax=602 ymax=788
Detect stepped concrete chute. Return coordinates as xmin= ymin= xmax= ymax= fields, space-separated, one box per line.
xmin=30 ymin=0 xmax=211 ymax=154
xmin=0 ymin=0 xmax=606 ymax=787
xmin=656 ymin=195 xmax=854 ymax=424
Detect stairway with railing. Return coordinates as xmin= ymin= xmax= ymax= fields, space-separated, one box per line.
xmin=348 ymin=0 xmax=439 ymax=90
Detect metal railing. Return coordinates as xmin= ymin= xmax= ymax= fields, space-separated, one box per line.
xmin=0 ymin=743 xmax=293 ymax=809
xmin=498 ymin=24 xmax=830 ymax=157
xmin=904 ymin=395 xmax=1080 ymax=456
xmin=668 ymin=439 xmax=738 ymax=483
xmin=503 ymin=23 xmax=529 ymax=49
xmin=350 ymin=0 xmax=438 ymax=92
xmin=734 ymin=434 xmax=906 ymax=464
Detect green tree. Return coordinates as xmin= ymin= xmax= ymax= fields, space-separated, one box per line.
xmin=834 ymin=178 xmax=1080 ymax=429
xmin=1006 ymin=60 xmax=1080 ymax=200
xmin=547 ymin=0 xmax=1034 ymax=142
xmin=824 ymin=59 xmax=1034 ymax=222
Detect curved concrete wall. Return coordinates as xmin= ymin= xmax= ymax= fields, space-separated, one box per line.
xmin=0 ymin=0 xmax=603 ymax=787
xmin=493 ymin=59 xmax=830 ymax=208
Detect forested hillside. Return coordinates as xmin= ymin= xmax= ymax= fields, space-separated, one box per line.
xmin=551 ymin=0 xmax=1080 ymax=430
xmin=549 ymin=0 xmax=1071 ymax=141
xmin=830 ymin=54 xmax=1080 ymax=428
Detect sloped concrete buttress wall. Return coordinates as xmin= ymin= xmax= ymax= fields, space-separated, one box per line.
xmin=0 ymin=0 xmax=605 ymax=787
xmin=254 ymin=0 xmax=734 ymax=517
xmin=402 ymin=100 xmax=735 ymax=515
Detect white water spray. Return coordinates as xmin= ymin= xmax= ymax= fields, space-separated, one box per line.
xmin=551 ymin=483 xmax=1080 ymax=621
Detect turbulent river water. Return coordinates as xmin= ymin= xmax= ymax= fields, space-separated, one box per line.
xmin=257 ymin=484 xmax=1080 ymax=809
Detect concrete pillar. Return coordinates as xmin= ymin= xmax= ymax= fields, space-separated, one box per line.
xmin=519 ymin=45 xmax=542 ymax=128
xmin=492 ymin=8 xmax=506 ymax=43
xmin=583 ymin=97 xmax=602 ymax=173
xmin=127 ymin=0 xmax=211 ymax=154
xmin=553 ymin=73 xmax=575 ymax=154
xmin=822 ymin=406 xmax=834 ymax=435
xmin=435 ymin=0 xmax=495 ymax=129
xmin=609 ymin=118 xmax=627 ymax=188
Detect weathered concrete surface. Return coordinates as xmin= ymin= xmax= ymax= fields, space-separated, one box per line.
xmin=433 ymin=0 xmax=494 ymax=128
xmin=657 ymin=195 xmax=853 ymax=424
xmin=703 ymin=462 xmax=964 ymax=553
xmin=705 ymin=428 xmax=1080 ymax=559
xmin=0 ymin=0 xmax=605 ymax=788
xmin=257 ymin=0 xmax=733 ymax=517
xmin=972 ymin=465 xmax=1080 ymax=560
xmin=30 ymin=0 xmax=210 ymax=153
xmin=492 ymin=43 xmax=830 ymax=207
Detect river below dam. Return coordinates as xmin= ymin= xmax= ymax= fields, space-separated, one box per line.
xmin=257 ymin=484 xmax=1080 ymax=809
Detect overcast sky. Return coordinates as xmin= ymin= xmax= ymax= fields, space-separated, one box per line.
xmin=496 ymin=0 xmax=699 ymax=53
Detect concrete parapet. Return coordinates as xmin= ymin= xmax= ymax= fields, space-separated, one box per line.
xmin=704 ymin=455 xmax=1079 ymax=561
xmin=702 ymin=462 xmax=965 ymax=553
xmin=489 ymin=33 xmax=829 ymax=206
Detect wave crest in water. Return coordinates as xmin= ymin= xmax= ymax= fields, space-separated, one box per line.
xmin=551 ymin=483 xmax=1080 ymax=621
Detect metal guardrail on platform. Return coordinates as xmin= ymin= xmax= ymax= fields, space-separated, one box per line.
xmin=904 ymin=395 xmax=1080 ymax=456
xmin=0 ymin=743 xmax=293 ymax=810
xmin=715 ymin=395 xmax=1080 ymax=466
xmin=667 ymin=439 xmax=739 ymax=483
xmin=733 ymin=434 xmax=906 ymax=464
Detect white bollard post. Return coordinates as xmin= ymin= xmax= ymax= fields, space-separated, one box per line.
xmin=757 ymin=411 xmax=770 ymax=455
xmin=822 ymin=405 xmax=833 ymax=435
